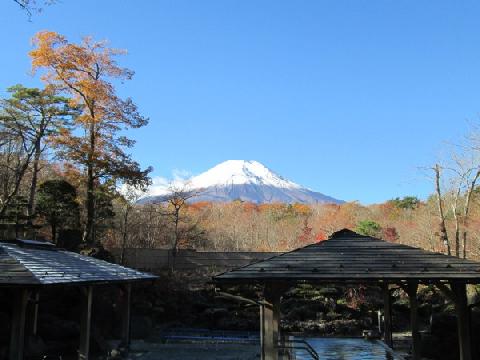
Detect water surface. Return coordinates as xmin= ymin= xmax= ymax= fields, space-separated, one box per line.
xmin=295 ymin=337 xmax=397 ymax=360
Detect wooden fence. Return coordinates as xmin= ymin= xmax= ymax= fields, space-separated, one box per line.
xmin=109 ymin=248 xmax=280 ymax=271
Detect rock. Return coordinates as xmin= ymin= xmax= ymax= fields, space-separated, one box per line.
xmin=110 ymin=348 xmax=121 ymax=358
xmin=326 ymin=311 xmax=342 ymax=320
xmin=203 ymin=307 xmax=229 ymax=318
xmin=285 ymin=305 xmax=316 ymax=321
xmin=315 ymin=312 xmax=325 ymax=320
xmin=362 ymin=329 xmax=380 ymax=339
xmin=318 ymin=288 xmax=339 ymax=296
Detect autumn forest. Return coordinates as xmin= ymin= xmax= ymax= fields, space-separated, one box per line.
xmin=2 ymin=30 xmax=480 ymax=263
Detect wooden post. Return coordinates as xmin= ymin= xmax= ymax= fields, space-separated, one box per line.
xmin=260 ymin=304 xmax=265 ymax=360
xmin=451 ymin=282 xmax=472 ymax=360
xmin=271 ymin=296 xmax=280 ymax=349
xmin=261 ymin=284 xmax=281 ymax=360
xmin=383 ymin=283 xmax=393 ymax=348
xmin=262 ymin=303 xmax=277 ymax=360
xmin=9 ymin=288 xmax=30 ymax=360
xmin=407 ymin=281 xmax=421 ymax=360
xmin=32 ymin=291 xmax=40 ymax=336
xmin=120 ymin=283 xmax=132 ymax=349
xmin=79 ymin=286 xmax=93 ymax=360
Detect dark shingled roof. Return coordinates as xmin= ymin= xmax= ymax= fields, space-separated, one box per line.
xmin=0 ymin=241 xmax=156 ymax=286
xmin=214 ymin=229 xmax=480 ymax=283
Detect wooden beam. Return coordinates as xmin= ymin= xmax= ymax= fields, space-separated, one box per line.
xmin=216 ymin=291 xmax=259 ymax=306
xmin=451 ymin=282 xmax=472 ymax=360
xmin=79 ymin=286 xmax=93 ymax=360
xmin=9 ymin=288 xmax=30 ymax=360
xmin=407 ymin=281 xmax=421 ymax=360
xmin=383 ymin=283 xmax=393 ymax=348
xmin=120 ymin=283 xmax=132 ymax=349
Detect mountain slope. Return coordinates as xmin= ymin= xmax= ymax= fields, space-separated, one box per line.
xmin=140 ymin=160 xmax=343 ymax=204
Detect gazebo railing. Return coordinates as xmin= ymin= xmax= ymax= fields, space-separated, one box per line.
xmin=277 ymin=337 xmax=319 ymax=360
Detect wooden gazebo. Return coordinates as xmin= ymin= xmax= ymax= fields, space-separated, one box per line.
xmin=214 ymin=229 xmax=480 ymax=360
xmin=0 ymin=239 xmax=156 ymax=360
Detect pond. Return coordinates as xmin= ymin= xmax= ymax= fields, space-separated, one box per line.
xmin=127 ymin=331 xmax=403 ymax=360
xmin=295 ymin=337 xmax=398 ymax=360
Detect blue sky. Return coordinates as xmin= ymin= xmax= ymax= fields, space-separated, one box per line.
xmin=1 ymin=1 xmax=479 ymax=204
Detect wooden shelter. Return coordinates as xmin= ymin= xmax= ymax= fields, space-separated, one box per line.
xmin=214 ymin=229 xmax=480 ymax=360
xmin=0 ymin=239 xmax=156 ymax=360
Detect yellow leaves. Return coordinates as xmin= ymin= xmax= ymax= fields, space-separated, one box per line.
xmin=292 ymin=203 xmax=312 ymax=216
xmin=29 ymin=30 xmax=131 ymax=96
xmin=29 ymin=31 xmax=133 ymax=134
xmin=29 ymin=30 xmax=148 ymax=184
xmin=30 ymin=31 xmax=66 ymax=70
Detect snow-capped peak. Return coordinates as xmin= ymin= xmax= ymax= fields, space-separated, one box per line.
xmin=189 ymin=160 xmax=302 ymax=190
xmin=139 ymin=160 xmax=343 ymax=204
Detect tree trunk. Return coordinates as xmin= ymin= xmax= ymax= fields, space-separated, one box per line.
xmin=27 ymin=139 xmax=42 ymax=224
xmin=454 ymin=218 xmax=460 ymax=257
xmin=452 ymin=187 xmax=461 ymax=258
xmin=434 ymin=164 xmax=451 ymax=255
xmin=462 ymin=169 xmax=480 ymax=259
xmin=83 ymin=162 xmax=95 ymax=245
xmin=0 ymin=148 xmax=35 ymax=218
xmin=51 ymin=222 xmax=56 ymax=244
xmin=170 ymin=207 xmax=180 ymax=273
xmin=83 ymin=113 xmax=96 ymax=245
xmin=120 ymin=206 xmax=129 ymax=265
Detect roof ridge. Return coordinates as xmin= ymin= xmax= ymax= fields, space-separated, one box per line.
xmin=329 ymin=228 xmax=364 ymax=239
xmin=328 ymin=228 xmax=384 ymax=242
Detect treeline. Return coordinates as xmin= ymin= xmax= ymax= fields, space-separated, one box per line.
xmin=105 ymin=192 xmax=480 ymax=261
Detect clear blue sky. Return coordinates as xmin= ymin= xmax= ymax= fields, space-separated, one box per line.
xmin=1 ymin=1 xmax=479 ymax=204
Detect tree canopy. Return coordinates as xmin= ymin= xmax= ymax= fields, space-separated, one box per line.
xmin=29 ymin=31 xmax=151 ymax=244
xmin=355 ymin=220 xmax=382 ymax=238
xmin=0 ymin=84 xmax=76 ymax=218
xmin=36 ymin=179 xmax=79 ymax=244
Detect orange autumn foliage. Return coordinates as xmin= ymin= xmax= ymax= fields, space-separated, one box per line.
xmin=292 ymin=203 xmax=312 ymax=216
xmin=30 ymin=31 xmax=150 ymax=244
xmin=187 ymin=201 xmax=212 ymax=212
xmin=242 ymin=202 xmax=259 ymax=213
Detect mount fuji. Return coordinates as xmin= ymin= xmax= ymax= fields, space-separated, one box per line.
xmin=139 ymin=160 xmax=343 ymax=204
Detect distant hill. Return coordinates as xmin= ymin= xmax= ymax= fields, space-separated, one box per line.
xmin=139 ymin=160 xmax=343 ymax=205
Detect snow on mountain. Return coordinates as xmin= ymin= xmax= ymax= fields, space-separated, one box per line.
xmin=139 ymin=160 xmax=343 ymax=205
xmin=189 ymin=160 xmax=302 ymax=189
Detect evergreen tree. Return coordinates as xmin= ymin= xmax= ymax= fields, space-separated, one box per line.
xmin=36 ymin=179 xmax=79 ymax=244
